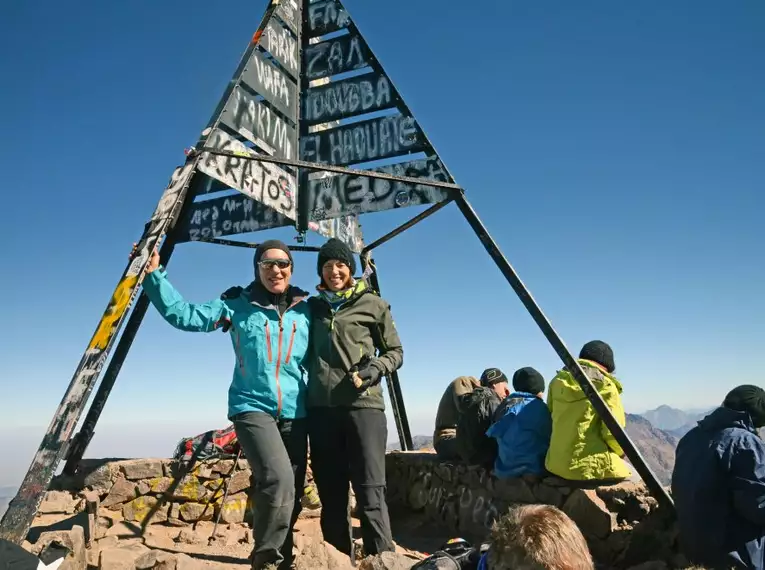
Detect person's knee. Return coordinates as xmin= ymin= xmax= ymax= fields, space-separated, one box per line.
xmin=355 ymin=484 xmax=385 ymax=511
xmin=257 ymin=459 xmax=296 ymax=506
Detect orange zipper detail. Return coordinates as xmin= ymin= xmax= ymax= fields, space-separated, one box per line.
xmin=265 ymin=321 xmax=273 ymax=362
xmin=275 ymin=320 xmax=284 ymax=416
xmin=285 ymin=321 xmax=297 ymax=363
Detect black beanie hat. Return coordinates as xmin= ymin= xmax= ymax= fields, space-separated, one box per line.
xmin=480 ymin=368 xmax=508 ymax=387
xmin=254 ymin=239 xmax=293 ymax=274
xmin=724 ymin=385 xmax=765 ymax=428
xmin=579 ymin=340 xmax=615 ymax=373
xmin=317 ymin=238 xmax=357 ymax=277
xmin=512 ymin=367 xmax=545 ymax=395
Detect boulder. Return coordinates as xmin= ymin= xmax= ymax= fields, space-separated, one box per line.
xmin=226 ymin=470 xmax=252 ymax=495
xmin=122 ymin=496 xmax=168 ymax=524
xmin=209 ymin=459 xmax=234 ymax=474
xmin=38 ymin=491 xmax=81 ymax=515
xmin=492 ymin=477 xmax=535 ymax=504
xmin=134 ymin=550 xmax=180 ymax=570
xmin=532 ymin=482 xmax=564 ymax=507
xmin=120 ymin=459 xmax=165 ymax=480
xmin=101 ymin=477 xmax=138 ymax=509
xmin=98 ymin=542 xmax=150 ymax=570
xmin=359 ymin=552 xmax=416 ymax=570
xmin=563 ymin=489 xmax=616 ymax=539
xmin=178 ymin=502 xmax=214 ymax=522
xmin=32 ymin=525 xmax=86 ymax=570
xmin=219 ymin=492 xmax=248 ymax=524
xmin=169 ymin=475 xmax=209 ymax=502
xmin=175 ymin=528 xmax=202 ymax=545
xmin=80 ymin=459 xmax=118 ymax=495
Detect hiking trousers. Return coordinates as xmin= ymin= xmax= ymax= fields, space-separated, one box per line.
xmin=233 ymin=412 xmax=307 ymax=570
xmin=308 ymin=407 xmax=394 ymax=556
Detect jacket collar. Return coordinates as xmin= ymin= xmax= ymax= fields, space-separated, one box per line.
xmin=317 ymin=278 xmax=370 ymax=306
xmin=698 ymin=406 xmax=757 ymax=434
xmin=245 ymin=281 xmax=309 ymax=311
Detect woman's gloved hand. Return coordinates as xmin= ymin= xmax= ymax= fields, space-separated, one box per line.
xmin=350 ymin=357 xmax=382 ymax=391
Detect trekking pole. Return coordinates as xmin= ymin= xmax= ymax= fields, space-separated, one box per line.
xmin=208 ymin=449 xmax=243 ymax=545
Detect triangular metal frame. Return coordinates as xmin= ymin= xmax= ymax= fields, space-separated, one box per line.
xmin=0 ymin=0 xmax=672 ymax=545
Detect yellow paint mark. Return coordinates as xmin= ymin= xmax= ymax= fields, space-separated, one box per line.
xmin=89 ymin=274 xmax=138 ymax=350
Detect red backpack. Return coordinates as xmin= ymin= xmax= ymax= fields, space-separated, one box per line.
xmin=173 ymin=424 xmax=240 ymax=462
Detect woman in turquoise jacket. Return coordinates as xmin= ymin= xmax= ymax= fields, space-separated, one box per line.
xmin=137 ymin=239 xmax=310 ymax=570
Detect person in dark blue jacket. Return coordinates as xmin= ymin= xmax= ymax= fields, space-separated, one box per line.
xmin=137 ymin=239 xmax=310 ymax=570
xmin=486 ymin=367 xmax=552 ymax=478
xmin=672 ymin=385 xmax=765 ymax=570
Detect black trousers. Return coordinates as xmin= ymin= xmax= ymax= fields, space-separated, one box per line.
xmin=308 ymin=407 xmax=394 ymax=556
xmin=233 ymin=412 xmax=307 ymax=570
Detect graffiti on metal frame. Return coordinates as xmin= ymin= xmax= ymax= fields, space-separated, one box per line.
xmin=307 ymin=0 xmax=350 ymax=36
xmin=274 ymin=0 xmax=299 ymax=34
xmin=304 ymin=72 xmax=394 ymax=124
xmin=199 ymin=129 xmax=296 ymax=220
xmin=305 ymin=34 xmax=370 ymax=80
xmin=241 ymin=50 xmax=297 ymax=120
xmin=177 ymin=193 xmax=290 ymax=242
xmin=300 ymin=114 xmax=424 ymax=166
xmin=259 ymin=18 xmax=298 ymax=78
xmin=307 ymin=156 xmax=450 ymax=220
xmin=221 ymin=86 xmax=297 ymax=159
xmin=310 ymin=215 xmax=364 ymax=253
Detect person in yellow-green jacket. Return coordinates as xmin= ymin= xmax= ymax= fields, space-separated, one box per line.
xmin=545 ymin=340 xmax=631 ymax=483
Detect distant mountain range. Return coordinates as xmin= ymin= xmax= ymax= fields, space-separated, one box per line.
xmin=639 ymin=405 xmax=714 ymax=438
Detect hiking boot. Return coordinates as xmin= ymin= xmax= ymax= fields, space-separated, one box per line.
xmin=300 ymin=484 xmax=321 ymax=510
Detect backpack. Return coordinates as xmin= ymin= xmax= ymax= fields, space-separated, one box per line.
xmin=411 ymin=539 xmax=488 ymax=570
xmin=456 ymin=387 xmax=501 ymax=467
xmin=173 ymin=424 xmax=240 ymax=462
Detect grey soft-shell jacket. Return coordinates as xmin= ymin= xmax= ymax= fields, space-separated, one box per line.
xmin=306 ymin=279 xmax=403 ymax=410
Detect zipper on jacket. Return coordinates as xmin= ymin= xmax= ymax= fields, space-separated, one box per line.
xmin=327 ymin=311 xmax=336 ymax=406
xmin=275 ymin=317 xmax=284 ymax=416
xmin=264 ymin=321 xmax=273 ymax=362
xmin=285 ymin=321 xmax=297 ymax=364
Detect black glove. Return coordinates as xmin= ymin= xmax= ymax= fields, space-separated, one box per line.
xmin=351 ymin=359 xmax=383 ymax=392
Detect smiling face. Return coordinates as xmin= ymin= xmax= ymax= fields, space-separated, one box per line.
xmin=257 ymin=249 xmax=292 ymax=294
xmin=321 ymin=259 xmax=352 ymax=292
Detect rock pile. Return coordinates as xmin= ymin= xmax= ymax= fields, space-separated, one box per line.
xmin=385 ymin=452 xmax=686 ymax=569
xmin=50 ymin=458 xmax=253 ymax=528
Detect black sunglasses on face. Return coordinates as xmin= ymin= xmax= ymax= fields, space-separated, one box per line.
xmin=258 ymin=259 xmax=292 ymax=270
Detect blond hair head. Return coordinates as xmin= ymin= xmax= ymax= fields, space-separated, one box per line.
xmin=487 ymin=504 xmax=594 ymax=570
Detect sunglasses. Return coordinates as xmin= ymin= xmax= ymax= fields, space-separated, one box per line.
xmin=258 ymin=259 xmax=292 ymax=270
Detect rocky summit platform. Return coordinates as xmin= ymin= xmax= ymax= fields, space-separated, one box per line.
xmin=16 ymin=453 xmax=691 ymax=569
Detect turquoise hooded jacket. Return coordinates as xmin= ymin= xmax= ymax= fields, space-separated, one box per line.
xmin=142 ymin=268 xmax=311 ymax=420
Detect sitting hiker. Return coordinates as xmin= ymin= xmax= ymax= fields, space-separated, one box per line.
xmin=672 ymin=385 xmax=765 ymax=570
xmin=456 ymin=368 xmax=510 ymax=468
xmin=411 ymin=504 xmax=593 ymax=570
xmin=545 ymin=340 xmax=631 ymax=483
xmin=487 ymin=367 xmax=552 ymax=478
xmin=434 ymin=376 xmax=481 ymax=460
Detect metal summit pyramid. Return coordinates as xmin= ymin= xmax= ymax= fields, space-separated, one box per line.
xmin=0 ymin=0 xmax=673 ymax=544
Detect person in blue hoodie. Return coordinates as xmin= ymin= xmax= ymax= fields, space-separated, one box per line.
xmin=672 ymin=385 xmax=765 ymax=570
xmin=486 ymin=367 xmax=552 ymax=478
xmin=136 ymin=239 xmax=310 ymax=570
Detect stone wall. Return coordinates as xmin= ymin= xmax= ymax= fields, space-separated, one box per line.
xmin=385 ymin=452 xmax=686 ymax=570
xmin=49 ymin=457 xmax=253 ymax=531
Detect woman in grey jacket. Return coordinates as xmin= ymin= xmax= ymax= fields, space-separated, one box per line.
xmin=306 ymin=238 xmax=403 ymax=557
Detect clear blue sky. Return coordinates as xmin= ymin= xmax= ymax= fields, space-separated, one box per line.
xmin=0 ymin=0 xmax=763 ymax=486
